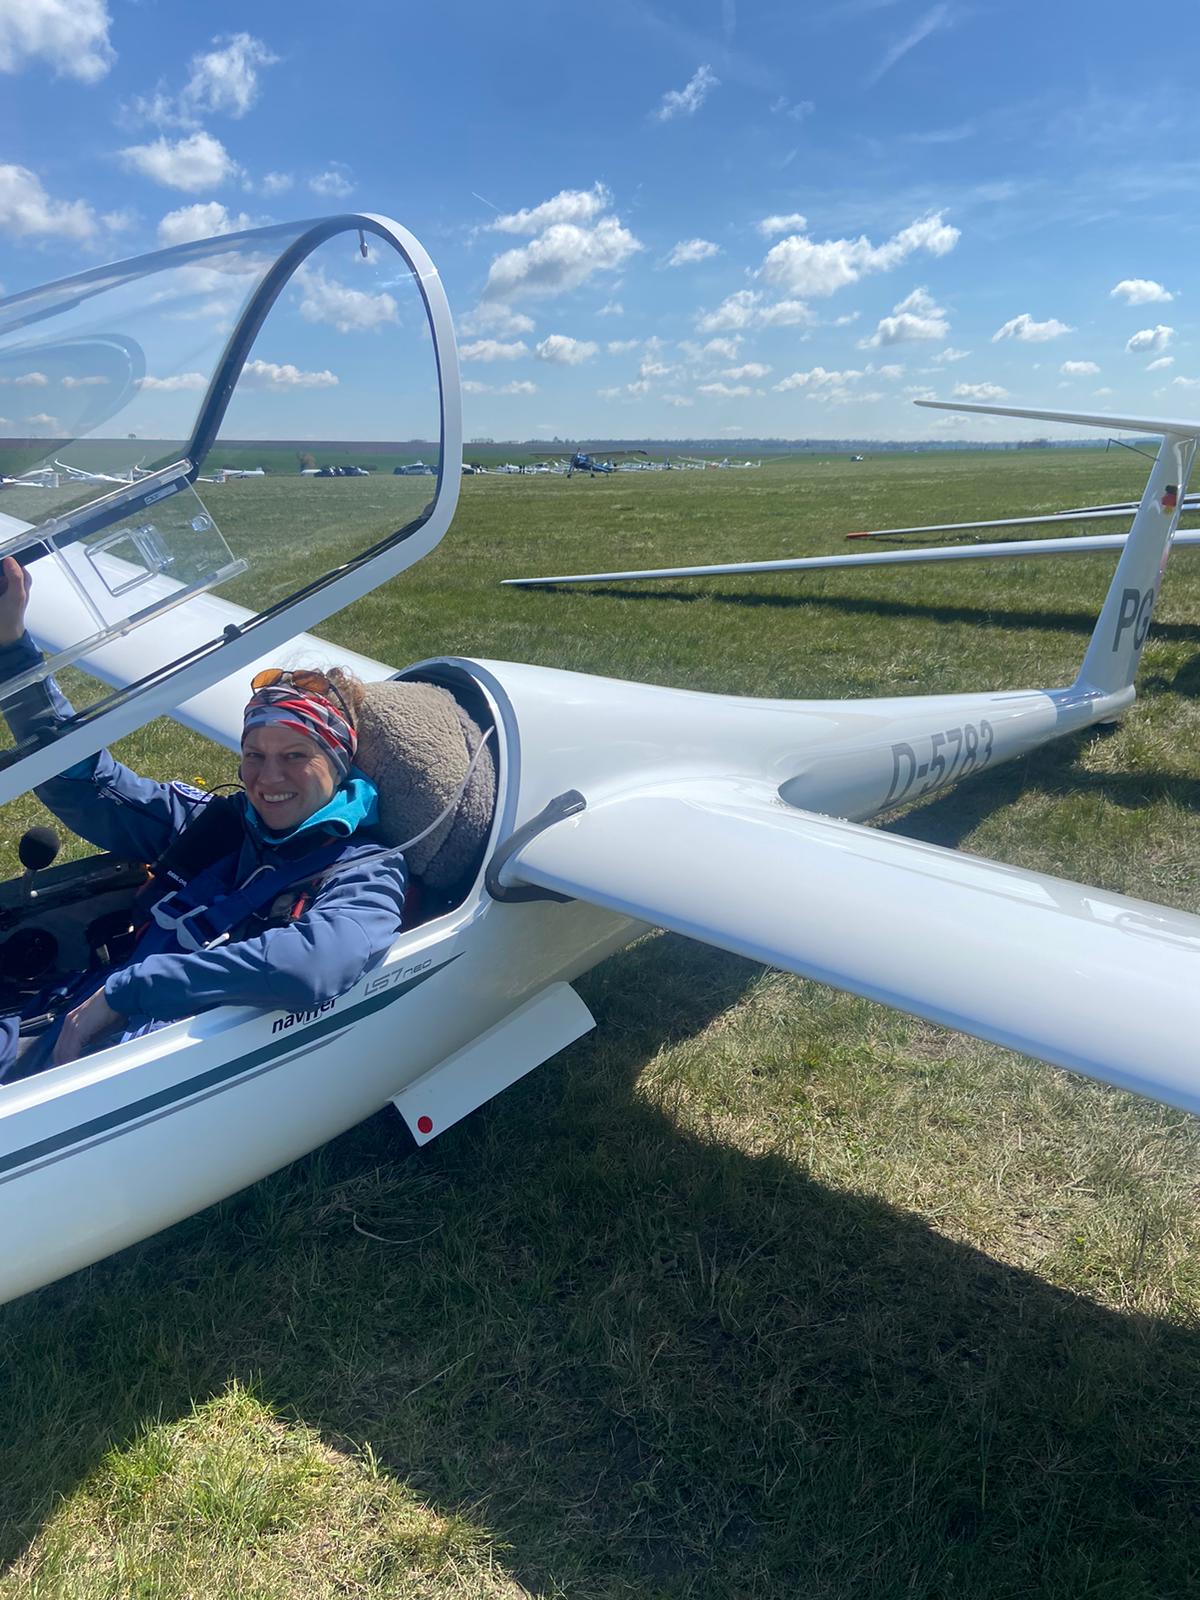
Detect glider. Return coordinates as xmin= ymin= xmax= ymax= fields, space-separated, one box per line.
xmin=1 ymin=215 xmax=1198 ymax=1309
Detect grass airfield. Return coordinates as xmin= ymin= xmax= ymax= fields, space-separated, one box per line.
xmin=3 ymin=448 xmax=1200 ymax=1597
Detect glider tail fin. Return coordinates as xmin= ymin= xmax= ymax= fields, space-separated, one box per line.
xmin=1075 ymin=432 xmax=1197 ymax=696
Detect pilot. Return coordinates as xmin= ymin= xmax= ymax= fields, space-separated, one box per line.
xmin=0 ymin=554 xmax=407 ymax=1078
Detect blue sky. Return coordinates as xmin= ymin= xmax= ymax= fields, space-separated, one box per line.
xmin=1 ymin=0 xmax=1198 ymax=442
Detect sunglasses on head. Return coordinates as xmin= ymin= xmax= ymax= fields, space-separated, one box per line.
xmin=250 ymin=668 xmax=352 ymax=724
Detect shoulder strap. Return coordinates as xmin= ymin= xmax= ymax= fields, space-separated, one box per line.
xmin=139 ymin=833 xmax=354 ymax=955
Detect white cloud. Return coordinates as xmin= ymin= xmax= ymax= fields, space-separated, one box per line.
xmin=22 ymin=412 xmax=60 ymax=432
xmin=1146 ymin=356 xmax=1174 ymax=371
xmin=724 ymin=362 xmax=772 ymax=379
xmin=490 ymin=184 xmax=609 ymax=234
xmin=991 ymin=312 xmax=1073 ymax=342
xmin=663 ymin=394 xmax=693 ymax=407
xmin=699 ymin=337 xmax=741 ymax=361
xmin=698 ymin=382 xmax=752 ymax=397
xmin=535 ymin=334 xmax=598 ymax=365
xmin=157 ymin=201 xmax=254 ymax=246
xmin=870 ymin=363 xmax=905 ymax=380
xmin=1092 ymin=387 xmax=1113 ymax=397
xmin=0 ymin=0 xmax=114 ymax=83
xmin=696 ymin=291 xmax=815 ymax=335
xmin=761 ymin=211 xmax=959 ymax=299
xmin=757 ymin=212 xmax=807 ymax=238
xmin=905 ymin=385 xmax=937 ymax=400
xmin=607 ymin=339 xmax=639 ymax=355
xmin=698 ymin=290 xmax=760 ymax=332
xmin=500 ymin=380 xmax=537 ymax=395
xmin=121 ymin=131 xmax=235 ymax=192
xmin=867 ymin=2 xmax=954 ymax=86
xmin=296 ymin=266 xmax=398 ymax=333
xmin=122 ymin=87 xmax=189 ymax=130
xmin=654 ymin=64 xmax=718 ymax=122
xmin=758 ymin=299 xmax=814 ymax=327
xmin=138 ymin=372 xmax=208 ymax=392
xmin=933 ymin=346 xmax=969 ymax=363
xmin=460 ymin=338 xmax=528 ymax=363
xmin=859 ymin=286 xmax=948 ymax=347
xmin=639 ymin=359 xmax=673 ymax=379
xmin=770 ymin=97 xmax=813 ymax=122
xmin=1060 ymin=360 xmax=1100 ymax=376
xmin=1127 ymin=324 xmax=1173 ymax=353
xmin=184 ymin=33 xmax=276 ymax=118
xmin=1171 ymin=376 xmax=1200 ymax=391
xmin=260 ymin=171 xmax=293 ymax=195
xmin=309 ymin=163 xmax=354 ymax=199
xmin=0 ymin=163 xmax=99 ymax=239
xmin=239 ymin=359 xmax=337 ymax=389
xmin=461 ymin=379 xmax=491 ymax=394
xmin=12 ymin=371 xmax=47 ymax=386
xmin=665 ymin=238 xmax=719 ymax=267
xmin=1111 ymin=278 xmax=1174 ymax=305
xmin=597 ymin=301 xmax=623 ymax=316
xmin=61 ymin=374 xmax=108 ymax=388
xmin=773 ymin=365 xmax=863 ymax=396
xmin=458 ymin=303 xmax=535 ymax=337
xmin=832 ymin=312 xmax=860 ymax=327
xmin=952 ymin=381 xmax=1009 ymax=401
xmin=483 ymin=215 xmax=642 ymax=303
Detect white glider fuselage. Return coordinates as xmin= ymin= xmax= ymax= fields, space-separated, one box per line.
xmin=0 ymin=649 xmax=1139 ymax=1307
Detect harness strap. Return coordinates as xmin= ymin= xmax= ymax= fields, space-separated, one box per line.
xmin=138 ymin=836 xmax=352 ymax=955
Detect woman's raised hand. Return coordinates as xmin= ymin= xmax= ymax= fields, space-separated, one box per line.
xmin=0 ymin=555 xmax=31 ymax=648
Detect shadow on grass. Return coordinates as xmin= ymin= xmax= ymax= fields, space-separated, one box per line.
xmin=566 ymin=583 xmax=1200 ymax=647
xmin=1 ymin=932 xmax=1199 ymax=1597
xmin=1143 ymin=650 xmax=1200 ymax=700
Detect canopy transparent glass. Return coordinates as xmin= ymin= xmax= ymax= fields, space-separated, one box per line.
xmin=0 ymin=215 xmax=452 ymax=794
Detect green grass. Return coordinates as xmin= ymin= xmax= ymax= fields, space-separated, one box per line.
xmin=4 ymin=448 xmax=1200 ymax=1597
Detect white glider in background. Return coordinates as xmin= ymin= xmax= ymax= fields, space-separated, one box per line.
xmin=501 ymin=528 xmax=1200 ymax=588
xmin=843 ymin=500 xmax=1200 ymax=540
xmin=1 ymin=218 xmax=1199 ymax=1311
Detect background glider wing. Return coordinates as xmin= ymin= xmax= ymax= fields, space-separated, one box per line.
xmin=844 ymin=506 xmax=1184 ymax=540
xmin=504 ymin=777 xmax=1200 ymax=1110
xmin=502 ymin=529 xmax=1200 ymax=586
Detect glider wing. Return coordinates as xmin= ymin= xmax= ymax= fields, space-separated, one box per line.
xmin=501 ymin=529 xmax=1200 ymax=586
xmin=503 ymin=776 xmax=1200 ymax=1110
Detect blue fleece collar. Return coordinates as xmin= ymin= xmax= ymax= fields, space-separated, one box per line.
xmin=244 ymin=770 xmax=379 ymax=846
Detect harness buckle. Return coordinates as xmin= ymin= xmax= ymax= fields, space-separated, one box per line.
xmin=149 ymin=892 xmax=229 ymax=952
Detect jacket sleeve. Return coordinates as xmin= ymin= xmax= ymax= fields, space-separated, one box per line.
xmin=0 ymin=631 xmax=208 ymax=861
xmin=104 ymin=851 xmax=408 ymax=1021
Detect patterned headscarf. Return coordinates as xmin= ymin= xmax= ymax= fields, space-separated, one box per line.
xmin=242 ymin=682 xmax=357 ymax=781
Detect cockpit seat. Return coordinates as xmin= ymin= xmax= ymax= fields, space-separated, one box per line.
xmin=353 ymin=678 xmax=497 ymax=915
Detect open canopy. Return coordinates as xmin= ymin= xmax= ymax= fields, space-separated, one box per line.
xmin=0 ymin=213 xmax=461 ymax=805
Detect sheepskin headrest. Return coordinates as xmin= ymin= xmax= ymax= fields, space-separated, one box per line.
xmin=353 ymin=679 xmax=496 ymax=889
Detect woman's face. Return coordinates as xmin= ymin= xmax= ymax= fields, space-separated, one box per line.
xmin=240 ymin=723 xmax=337 ymax=832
